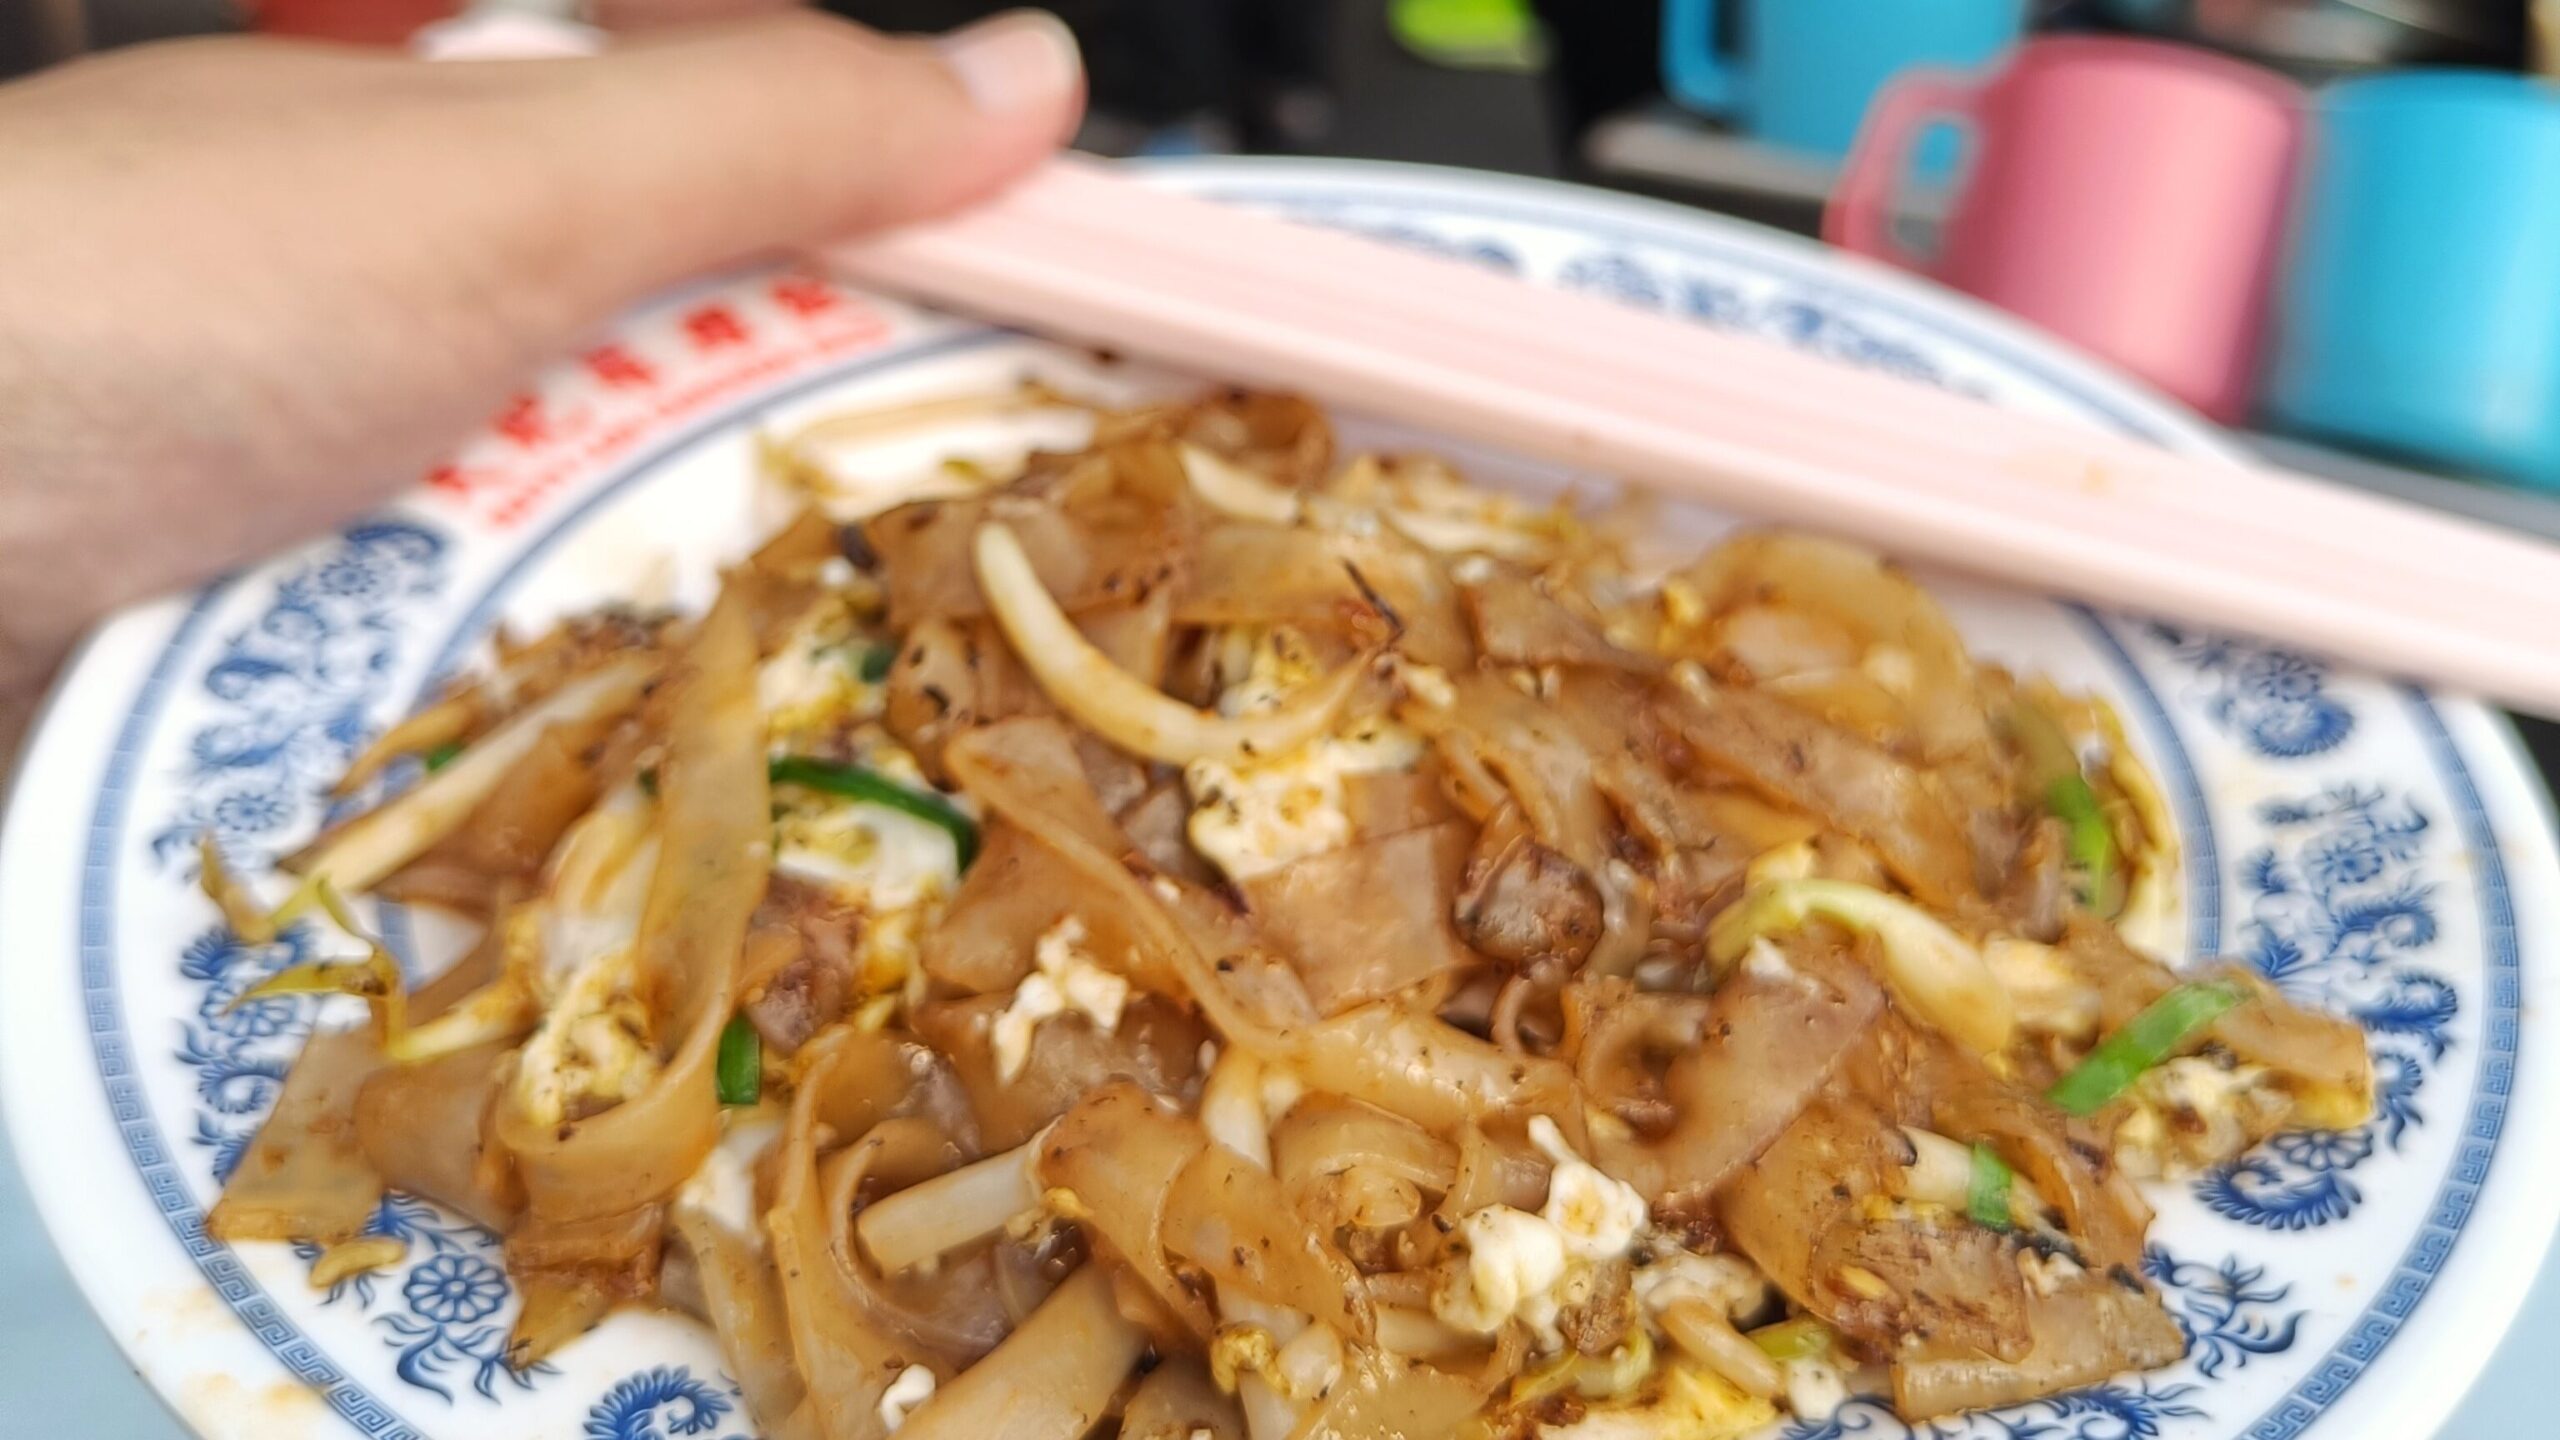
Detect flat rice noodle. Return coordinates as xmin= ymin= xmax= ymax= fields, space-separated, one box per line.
xmin=1440 ymin=1122 xmax=1551 ymax=1218
xmin=1175 ymin=523 xmax=1470 ymax=667
xmin=1165 ymin=1133 xmax=1375 ymax=1343
xmin=1454 ymin=803 xmax=1600 ymax=967
xmin=1122 ymin=1354 xmax=1246 ymax=1440
xmin=1932 ymin=1075 xmax=2150 ymax=1277
xmin=922 ymin=822 xmax=1140 ymax=996
xmin=1460 ymin=569 xmax=1656 ymax=671
xmin=890 ymin=1263 xmax=1148 ymax=1440
xmin=672 ymin=1206 xmax=809 ymax=1433
xmin=915 ymin=994 xmax=1207 ymax=1152
xmin=1033 ymin=1081 xmax=1218 ymax=1339
xmin=1342 ymin=765 xmax=1460 ymax=843
xmin=1120 ymin=780 xmax=1224 ymax=888
xmin=945 ymin=719 xmax=1291 ymax=1049
xmin=823 ymin=1116 xmax=1014 ymax=1365
xmin=1272 ymin=1096 xmax=1459 ymax=1217
xmin=1663 ymin=677 xmax=1979 ymax=908
xmin=768 ymin=1032 xmax=930 ymax=1440
xmin=1288 ymin=1349 xmax=1502 ymax=1440
xmin=208 ymin=1026 xmax=387 ymax=1244
xmin=1891 ymin=1275 xmax=2185 ymax=1420
xmin=414 ymin=722 xmax=606 ymax=884
xmin=2059 ymin=918 xmax=2374 ymax=1119
xmin=503 ymin=1202 xmax=667 ymax=1366
xmin=1588 ymin=955 xmax=1884 ymax=1211
xmin=1080 ymin=586 xmax=1177 ymax=688
xmin=354 ymin=1041 xmax=521 ymax=1231
xmin=1241 ymin=821 xmax=1482 ymax=1015
xmin=1295 ymin=1004 xmax=1580 ymax=1136
xmin=1678 ymin=532 xmax=1991 ymax=766
xmin=1716 ymin=1096 xmax=1903 ymax=1329
xmin=881 ymin=615 xmax=1051 ymax=783
xmin=868 ymin=488 xmax=1186 ymax=630
xmin=1178 ymin=391 xmax=1335 ymax=487
xmin=496 ymin=592 xmax=765 ymax=1223
xmin=1809 ymin=1214 xmax=2030 ymax=1361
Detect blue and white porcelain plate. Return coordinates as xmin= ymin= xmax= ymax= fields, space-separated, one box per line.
xmin=3 ymin=159 xmax=2554 ymax=1440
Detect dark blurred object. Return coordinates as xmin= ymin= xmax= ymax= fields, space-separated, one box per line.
xmin=1527 ymin=0 xmax=1660 ymax=147
xmin=830 ymin=0 xmax=1333 ymax=150
xmin=2100 ymin=0 xmax=2525 ymax=70
xmin=0 ymin=0 xmax=86 ymax=76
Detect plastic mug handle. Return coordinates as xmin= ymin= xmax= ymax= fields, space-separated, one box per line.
xmin=1661 ymin=0 xmax=1740 ymax=115
xmin=1824 ymin=67 xmax=1985 ymax=275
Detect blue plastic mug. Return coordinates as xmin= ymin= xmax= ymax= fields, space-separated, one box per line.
xmin=2265 ymin=73 xmax=2560 ymax=491
xmin=1661 ymin=0 xmax=2023 ymax=165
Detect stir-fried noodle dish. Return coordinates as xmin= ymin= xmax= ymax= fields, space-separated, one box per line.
xmin=205 ymin=391 xmax=2374 ymax=1440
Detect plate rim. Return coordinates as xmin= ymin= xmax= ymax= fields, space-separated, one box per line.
xmin=4 ymin=155 xmax=2554 ymax=1440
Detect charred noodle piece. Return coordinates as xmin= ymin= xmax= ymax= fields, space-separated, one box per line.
xmin=1166 ymin=1135 xmax=1377 ymax=1343
xmin=1238 ymin=820 xmax=1481 ymax=1015
xmin=1122 ymin=1353 xmax=1248 ymax=1440
xmin=207 ymin=1027 xmax=387 ymax=1245
xmin=976 ymin=521 xmax=1376 ymax=766
xmin=1810 ymin=1212 xmax=2030 ymax=1361
xmin=1707 ymin=878 xmax=2014 ymax=1057
xmin=1034 ymin=1082 xmax=1218 ymax=1338
xmin=821 ymin=1117 xmax=1017 ymax=1364
xmin=1458 ymin=563 xmax=1658 ymax=671
xmin=915 ymin=992 xmax=1209 ymax=1152
xmin=890 ymin=1264 xmax=1149 ymax=1440
xmin=771 ymin=1030 xmax=957 ymax=1437
xmin=1663 ymin=671 xmax=1980 ymax=908
xmin=1717 ymin=1097 xmax=1903 ymax=1340
xmin=1588 ymin=956 xmax=1885 ymax=1212
xmin=494 ymin=598 xmax=763 ymax=1224
xmin=354 ymin=1041 xmax=522 ymax=1231
xmin=1933 ymin=1082 xmax=2150 ymax=1277
xmin=1890 ymin=1278 xmax=2184 ymax=1420
xmin=1296 ymin=1003 xmax=1582 ymax=1136
xmin=1673 ymin=531 xmax=1992 ymax=766
xmin=944 ymin=718 xmax=1295 ymax=1050
xmin=294 ymin=655 xmax=655 ymax=898
xmin=671 ymin=1207 xmax=810 ymax=1435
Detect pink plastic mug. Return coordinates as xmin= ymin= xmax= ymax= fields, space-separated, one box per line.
xmin=1825 ymin=36 xmax=2304 ymax=421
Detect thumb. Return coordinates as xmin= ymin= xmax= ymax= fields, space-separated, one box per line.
xmin=491 ymin=9 xmax=1083 ymax=317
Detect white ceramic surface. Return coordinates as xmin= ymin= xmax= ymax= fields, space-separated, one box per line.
xmin=4 ymin=159 xmax=2554 ymax=1440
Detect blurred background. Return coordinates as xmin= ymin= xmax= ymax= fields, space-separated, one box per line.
xmin=11 ymin=0 xmax=2560 ymax=532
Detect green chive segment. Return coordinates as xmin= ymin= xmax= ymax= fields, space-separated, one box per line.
xmin=2045 ymin=773 xmax=2124 ymax=916
xmin=1748 ymin=1317 xmax=1833 ymax=1361
xmin=1967 ymin=1143 xmax=2015 ymax=1231
xmin=858 ymin=644 xmax=897 ymax=683
xmin=767 ymin=755 xmax=980 ymax=869
xmin=2047 ymin=980 xmax=2248 ymax=1116
xmin=423 ymin=741 xmax=465 ymax=772
xmin=716 ymin=1015 xmax=761 ymax=1106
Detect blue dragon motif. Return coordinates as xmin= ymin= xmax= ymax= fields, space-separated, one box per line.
xmin=584 ymin=1367 xmax=750 ymax=1440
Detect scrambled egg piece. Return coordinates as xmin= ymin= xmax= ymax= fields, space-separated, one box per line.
xmin=1983 ymin=937 xmax=2102 ymax=1043
xmin=1434 ymin=1118 xmax=1649 ymax=1346
xmin=877 ymin=1364 xmax=937 ymax=1431
xmin=1537 ymin=1359 xmax=1776 ymax=1440
xmin=513 ymin=786 xmax=663 ymax=1128
xmin=2114 ymin=1056 xmax=2291 ymax=1178
xmin=677 ymin=1110 xmax=784 ymax=1242
xmin=769 ymin=725 xmax=964 ymax=1006
xmin=1184 ymin=628 xmax=1423 ymax=883
xmin=759 ymin=592 xmax=883 ymax=750
xmin=990 ymin=917 xmax=1131 ymax=1082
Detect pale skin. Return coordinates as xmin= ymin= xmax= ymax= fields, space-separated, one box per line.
xmin=0 ymin=8 xmax=1084 ymax=754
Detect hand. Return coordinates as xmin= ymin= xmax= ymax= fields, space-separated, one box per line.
xmin=0 ymin=9 xmax=1082 ymax=734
